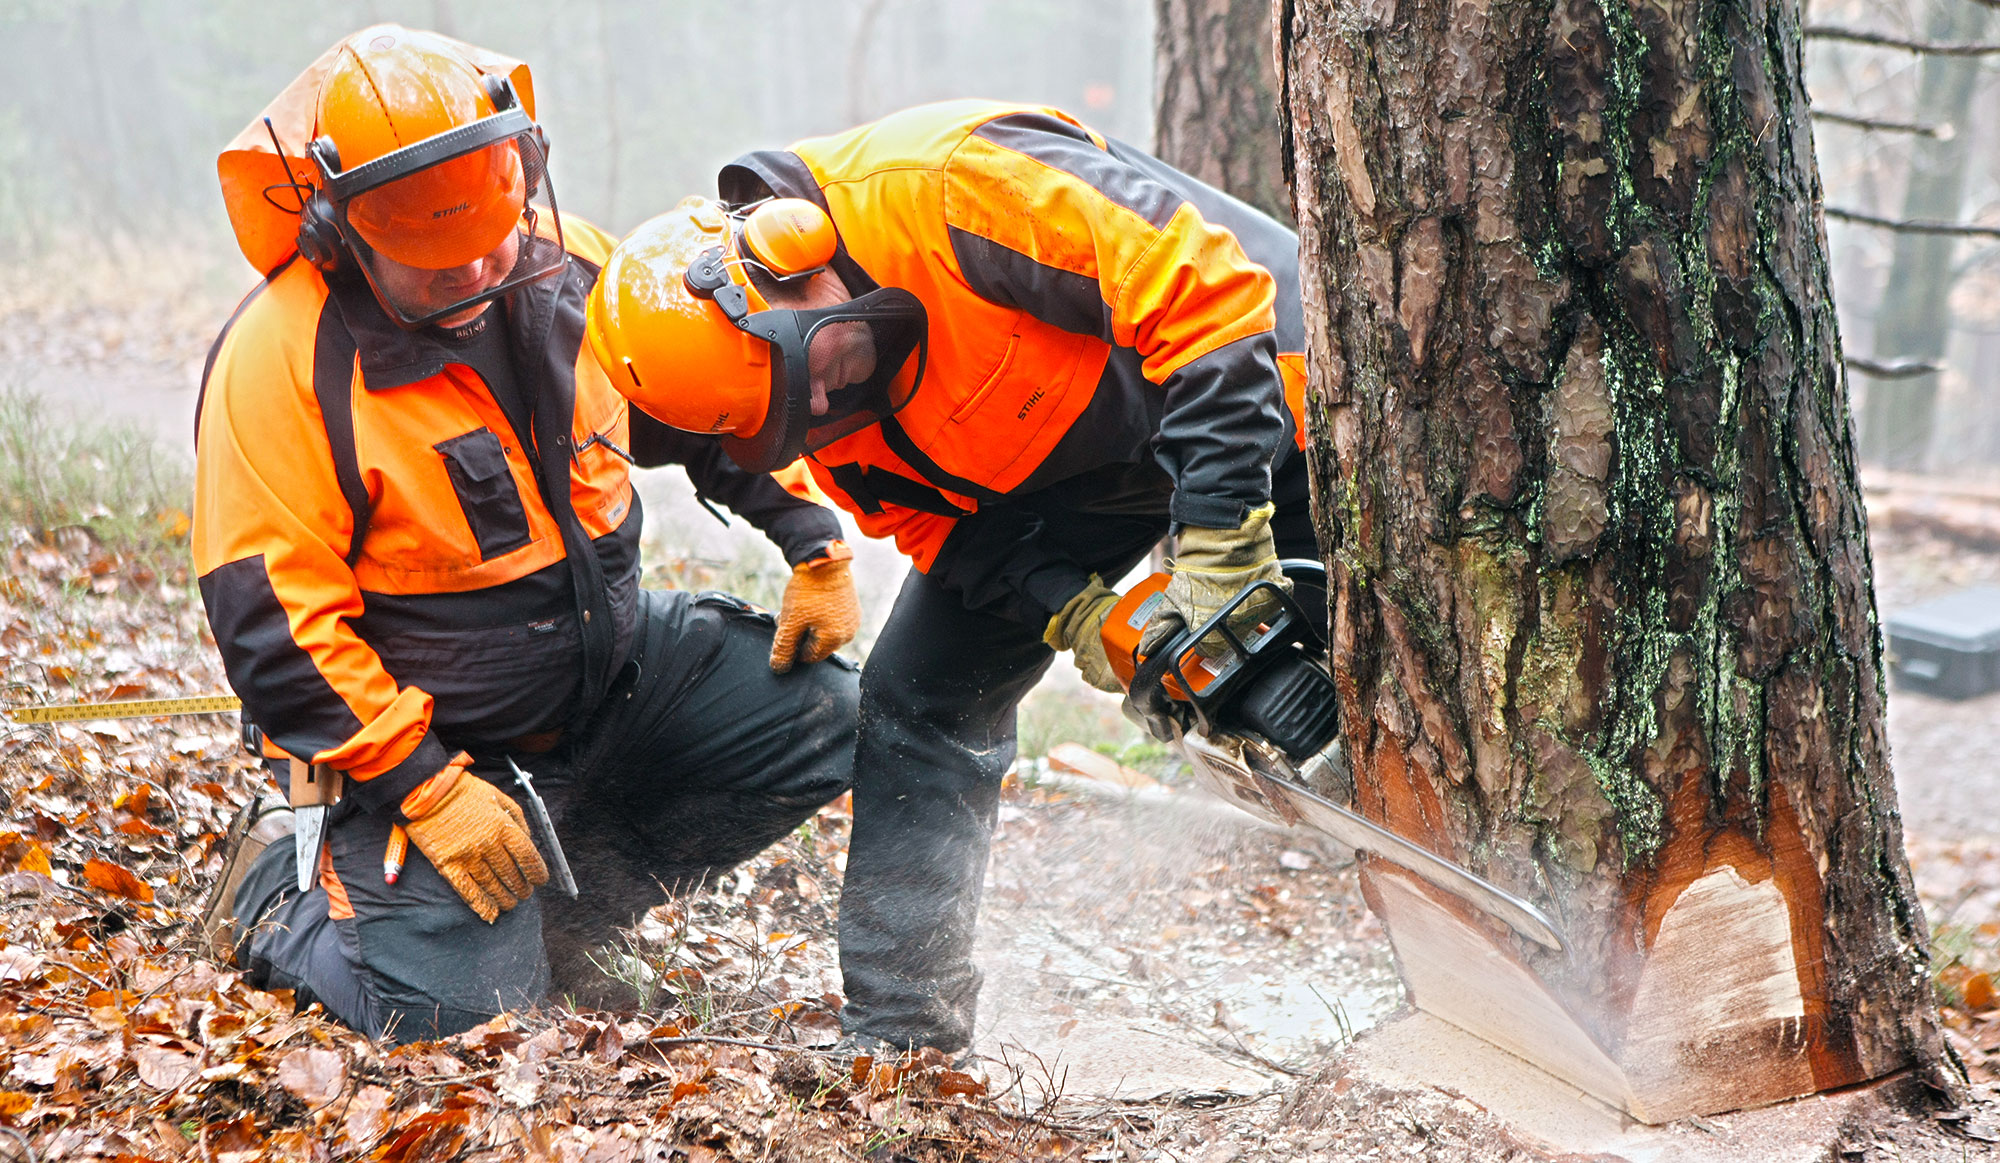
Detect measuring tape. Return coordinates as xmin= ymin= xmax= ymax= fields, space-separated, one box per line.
xmin=5 ymin=695 xmax=243 ymax=724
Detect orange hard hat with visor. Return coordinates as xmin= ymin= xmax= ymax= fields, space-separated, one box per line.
xmin=587 ymin=197 xmax=928 ymax=473
xmin=305 ymin=29 xmax=566 ymax=328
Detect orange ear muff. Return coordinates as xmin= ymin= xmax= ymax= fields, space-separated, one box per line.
xmin=740 ymin=198 xmax=837 ymax=277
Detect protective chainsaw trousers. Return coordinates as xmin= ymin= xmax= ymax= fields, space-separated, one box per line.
xmin=838 ymin=453 xmax=1316 ymax=1052
xmin=229 ymin=586 xmax=858 ymax=1042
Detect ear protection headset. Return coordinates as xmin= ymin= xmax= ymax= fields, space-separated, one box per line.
xmin=295 ymin=74 xmax=545 ymax=275
xmin=735 ymin=198 xmax=839 ymax=282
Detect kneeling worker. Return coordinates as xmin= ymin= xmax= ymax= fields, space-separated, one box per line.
xmin=195 ymin=26 xmax=861 ymax=1041
xmin=585 ymin=100 xmax=1317 ymax=1056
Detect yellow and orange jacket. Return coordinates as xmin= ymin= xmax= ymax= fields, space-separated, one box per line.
xmin=718 ymin=100 xmax=1309 ymax=626
xmin=193 ymin=217 xmax=841 ymax=812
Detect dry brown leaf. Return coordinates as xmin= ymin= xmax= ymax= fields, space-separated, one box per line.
xmin=936 ymin=1069 xmax=987 ymax=1098
xmin=1968 ymin=972 xmax=1996 ymax=1011
xmin=17 ymin=845 xmax=50 ymax=877
xmin=580 ymin=1132 xmax=639 ymax=1163
xmin=592 ymin=1019 xmax=625 ymax=1065
xmin=0 ymin=1091 xmax=32 ymax=1118
xmin=82 ymin=857 xmax=153 ymax=902
xmin=277 ymin=1046 xmax=347 ymax=1106
xmin=344 ymin=1084 xmax=393 ymax=1145
xmin=134 ymin=1046 xmax=198 ymax=1091
xmin=0 ymin=948 xmax=42 ymax=985
xmin=374 ymin=1109 xmax=470 ymax=1163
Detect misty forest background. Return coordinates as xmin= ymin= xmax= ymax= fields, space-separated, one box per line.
xmin=4 ymin=0 xmax=2000 ymax=480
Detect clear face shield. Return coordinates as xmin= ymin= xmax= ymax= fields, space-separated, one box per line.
xmin=311 ymin=103 xmax=566 ymax=329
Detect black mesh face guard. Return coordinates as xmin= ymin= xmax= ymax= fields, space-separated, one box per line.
xmin=315 ymin=107 xmax=567 ymax=329
xmin=712 ymin=285 xmax=929 ymax=473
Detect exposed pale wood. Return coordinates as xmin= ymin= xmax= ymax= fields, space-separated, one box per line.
xmin=1362 ymin=863 xmax=1637 ymax=1114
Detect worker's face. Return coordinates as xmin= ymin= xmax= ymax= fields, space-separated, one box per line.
xmin=775 ymin=271 xmax=878 ymax=415
xmin=370 ymin=229 xmax=521 ymax=329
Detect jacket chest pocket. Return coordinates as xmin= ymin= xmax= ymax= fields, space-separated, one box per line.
xmin=434 ymin=428 xmax=532 ymax=561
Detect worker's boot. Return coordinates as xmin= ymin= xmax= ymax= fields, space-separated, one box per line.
xmin=197 ymin=794 xmax=294 ymax=966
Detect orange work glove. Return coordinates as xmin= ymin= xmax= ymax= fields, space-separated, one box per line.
xmin=770 ymin=541 xmax=860 ymax=673
xmin=399 ymin=754 xmax=549 ymax=924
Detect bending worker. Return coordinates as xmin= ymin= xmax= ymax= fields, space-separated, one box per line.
xmin=193 ymin=26 xmax=860 ymax=1041
xmin=585 ymin=100 xmax=1316 ymax=1056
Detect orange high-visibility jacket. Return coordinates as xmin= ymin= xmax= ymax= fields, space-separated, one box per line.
xmin=719 ymin=100 xmax=1308 ymax=625
xmin=193 ymin=218 xmax=841 ymax=812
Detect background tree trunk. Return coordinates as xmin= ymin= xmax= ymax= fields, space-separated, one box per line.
xmin=1859 ymin=0 xmax=1991 ymax=472
xmin=1153 ymin=0 xmax=1292 ymax=223
xmin=1279 ymin=0 xmax=1956 ymax=1120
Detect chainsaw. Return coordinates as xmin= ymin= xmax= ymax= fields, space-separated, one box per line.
xmin=1102 ymin=563 xmax=1568 ymax=953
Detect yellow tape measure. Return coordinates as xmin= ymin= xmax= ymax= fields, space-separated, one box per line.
xmin=5 ymin=695 xmax=242 ymax=724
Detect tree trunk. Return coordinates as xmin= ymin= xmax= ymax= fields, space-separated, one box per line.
xmin=1859 ymin=0 xmax=1990 ymax=472
xmin=1153 ymin=0 xmax=1292 ymax=223
xmin=1279 ymin=0 xmax=1957 ymax=1122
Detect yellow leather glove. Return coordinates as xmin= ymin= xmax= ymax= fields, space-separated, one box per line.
xmin=1043 ymin=575 xmax=1125 ymax=694
xmin=770 ymin=541 xmax=861 ymax=673
xmin=1145 ymin=503 xmax=1289 ymax=656
xmin=400 ymin=755 xmax=549 ymax=924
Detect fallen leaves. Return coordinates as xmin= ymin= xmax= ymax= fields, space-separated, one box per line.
xmin=276 ymin=1047 xmax=346 ymax=1106
xmin=0 ymin=527 xmax=1099 ymax=1163
xmin=132 ymin=1046 xmax=197 ymax=1092
xmin=82 ymin=858 xmax=152 ymax=902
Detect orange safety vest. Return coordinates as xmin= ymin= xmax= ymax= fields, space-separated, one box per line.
xmin=721 ymin=100 xmax=1308 ymax=587
xmin=193 ymin=219 xmax=639 ymax=808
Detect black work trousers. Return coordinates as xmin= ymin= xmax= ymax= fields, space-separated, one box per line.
xmin=233 ymin=587 xmax=858 ymax=1043
xmin=838 ymin=451 xmax=1317 ymax=1051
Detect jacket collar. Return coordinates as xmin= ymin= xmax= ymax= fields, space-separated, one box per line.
xmin=326 ymin=260 xmax=578 ymax=392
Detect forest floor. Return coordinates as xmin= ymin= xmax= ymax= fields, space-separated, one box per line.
xmin=6 ymin=255 xmax=2000 ymax=1159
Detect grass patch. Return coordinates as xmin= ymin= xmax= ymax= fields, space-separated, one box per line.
xmin=1015 ymin=679 xmax=1178 ymax=777
xmin=0 ymin=386 xmax=192 ymax=570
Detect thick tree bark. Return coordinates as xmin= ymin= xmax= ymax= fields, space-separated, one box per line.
xmin=1153 ymin=0 xmax=1293 ymax=223
xmin=1860 ymin=0 xmax=1990 ymax=472
xmin=1279 ymin=0 xmax=1957 ymax=1120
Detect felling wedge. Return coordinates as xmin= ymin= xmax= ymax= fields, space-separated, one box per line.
xmin=1102 ymin=565 xmax=1569 ymax=955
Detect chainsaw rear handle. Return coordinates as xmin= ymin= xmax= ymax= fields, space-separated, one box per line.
xmin=1128 ymin=574 xmax=1324 ymax=738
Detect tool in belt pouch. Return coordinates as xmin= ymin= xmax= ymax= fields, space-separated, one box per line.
xmin=288 ymin=759 xmax=341 ymax=893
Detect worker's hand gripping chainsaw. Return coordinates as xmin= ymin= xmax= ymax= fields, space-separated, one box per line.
xmin=1101 ymin=564 xmax=1569 ymax=953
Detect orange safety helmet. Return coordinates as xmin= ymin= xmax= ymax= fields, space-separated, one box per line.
xmin=587 ymin=196 xmax=929 ymax=473
xmin=300 ymin=27 xmax=565 ymax=327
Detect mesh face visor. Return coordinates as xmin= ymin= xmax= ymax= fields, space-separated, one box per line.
xmin=720 ymin=287 xmax=929 ymax=473
xmin=318 ymin=106 xmax=566 ymax=329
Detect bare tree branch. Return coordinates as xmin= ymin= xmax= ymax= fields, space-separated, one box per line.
xmin=1845 ymin=357 xmax=1945 ymax=379
xmin=1811 ymin=109 xmax=1951 ymax=138
xmin=1824 ymin=205 xmax=2000 ymax=239
xmin=1804 ymin=24 xmax=2000 ymax=55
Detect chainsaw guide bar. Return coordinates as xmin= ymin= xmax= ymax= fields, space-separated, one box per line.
xmin=1179 ymin=730 xmax=1570 ymax=954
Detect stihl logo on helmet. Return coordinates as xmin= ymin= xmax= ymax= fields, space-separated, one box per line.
xmin=297 ymin=27 xmax=568 ymax=329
